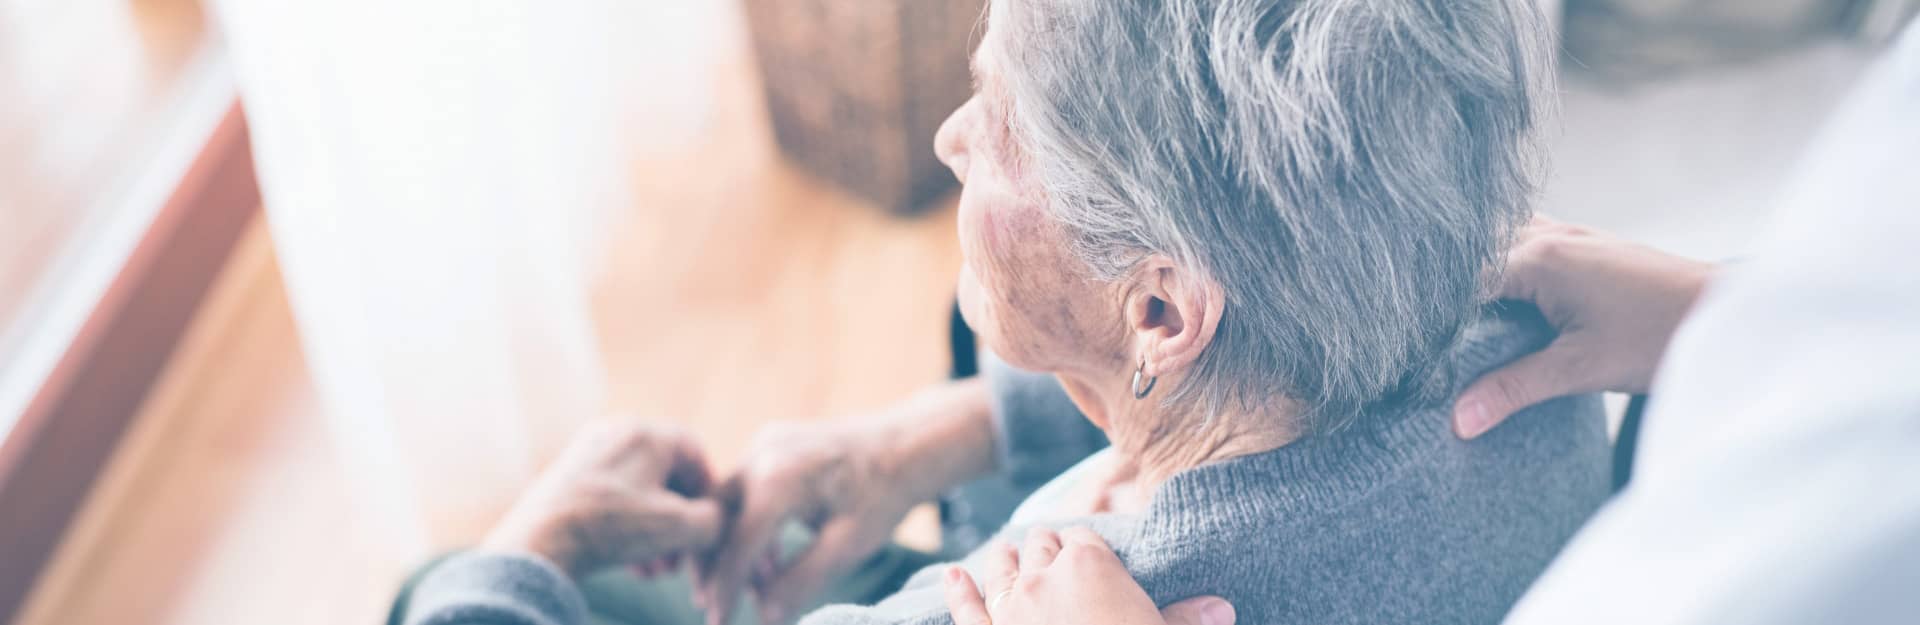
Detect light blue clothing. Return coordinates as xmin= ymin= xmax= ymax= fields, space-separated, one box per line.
xmin=1003 ymin=448 xmax=1117 ymax=527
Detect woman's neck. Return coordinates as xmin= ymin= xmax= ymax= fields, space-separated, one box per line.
xmin=1123 ymin=408 xmax=1302 ymax=488
xmin=1057 ymin=372 xmax=1303 ymax=489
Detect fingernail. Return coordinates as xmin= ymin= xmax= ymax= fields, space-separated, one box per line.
xmin=944 ymin=566 xmax=964 ymax=584
xmin=1454 ymin=399 xmax=1490 ymax=439
xmin=1198 ymin=598 xmax=1236 ymax=625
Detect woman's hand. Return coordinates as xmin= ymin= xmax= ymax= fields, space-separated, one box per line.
xmin=700 ymin=379 xmax=1000 ymax=625
xmin=942 ymin=527 xmax=1235 ymax=625
xmin=483 ymin=420 xmax=724 ymax=576
xmin=1454 ymin=216 xmax=1715 ymax=438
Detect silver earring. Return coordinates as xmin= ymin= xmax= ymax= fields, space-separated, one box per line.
xmin=1131 ymin=357 xmax=1157 ymax=399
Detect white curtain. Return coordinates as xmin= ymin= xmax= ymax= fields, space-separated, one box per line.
xmin=209 ymin=0 xmax=718 ymax=559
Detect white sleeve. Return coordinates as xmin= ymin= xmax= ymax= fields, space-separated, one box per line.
xmin=1504 ymin=22 xmax=1920 ymax=625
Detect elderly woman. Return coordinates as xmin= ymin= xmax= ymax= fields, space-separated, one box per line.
xmin=401 ymin=1 xmax=1610 ymax=624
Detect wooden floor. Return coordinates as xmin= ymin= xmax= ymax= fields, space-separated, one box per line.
xmin=15 ymin=4 xmax=963 ymax=624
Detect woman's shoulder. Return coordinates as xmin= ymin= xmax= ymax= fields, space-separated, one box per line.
xmin=1108 ymin=303 xmax=1614 ymax=622
xmin=1127 ymin=385 xmax=1611 ymax=624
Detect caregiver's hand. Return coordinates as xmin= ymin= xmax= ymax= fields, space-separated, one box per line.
xmin=483 ymin=420 xmax=724 ymax=576
xmin=942 ymin=527 xmax=1236 ymax=625
xmin=1454 ymin=216 xmax=1715 ymax=439
xmin=701 ymin=379 xmax=1000 ymax=625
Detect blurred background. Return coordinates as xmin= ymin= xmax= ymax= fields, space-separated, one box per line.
xmin=0 ymin=1 xmax=1912 ymax=624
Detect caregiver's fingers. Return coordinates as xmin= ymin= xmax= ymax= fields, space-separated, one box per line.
xmin=982 ymin=540 xmax=1020 ymax=598
xmin=1052 ymin=526 xmax=1127 ymax=578
xmin=1460 ymin=217 xmax=1714 ymax=440
xmin=1159 ymin=596 xmax=1239 ymax=625
xmin=1057 ymin=526 xmax=1110 ymax=550
xmin=1052 ymin=525 xmax=1121 ymax=575
xmin=942 ymin=567 xmax=994 ymax=625
xmin=1018 ymin=527 xmax=1062 ymax=576
xmin=1452 ymin=341 xmax=1591 ymax=439
xmin=1495 ymin=214 xmax=1590 ymax=303
xmin=1056 ymin=526 xmax=1122 ymax=568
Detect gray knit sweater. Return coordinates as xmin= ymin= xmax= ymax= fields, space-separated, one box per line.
xmin=406 ymin=306 xmax=1611 ymax=625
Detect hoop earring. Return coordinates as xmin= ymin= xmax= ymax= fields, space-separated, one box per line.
xmin=1130 ymin=357 xmax=1157 ymax=400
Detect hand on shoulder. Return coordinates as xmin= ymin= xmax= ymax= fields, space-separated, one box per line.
xmin=942 ymin=526 xmax=1236 ymax=625
xmin=1455 ymin=216 xmax=1714 ymax=438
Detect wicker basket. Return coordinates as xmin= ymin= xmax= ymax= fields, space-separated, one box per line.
xmin=741 ymin=0 xmax=983 ymax=214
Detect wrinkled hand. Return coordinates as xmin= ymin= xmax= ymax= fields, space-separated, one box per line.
xmin=483 ymin=420 xmax=723 ymax=576
xmin=697 ymin=421 xmax=935 ymax=625
xmin=699 ymin=380 xmax=998 ymax=625
xmin=942 ymin=527 xmax=1236 ymax=625
xmin=1454 ymin=216 xmax=1715 ymax=438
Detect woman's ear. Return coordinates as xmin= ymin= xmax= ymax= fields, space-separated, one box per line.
xmin=1123 ymin=256 xmax=1225 ymax=378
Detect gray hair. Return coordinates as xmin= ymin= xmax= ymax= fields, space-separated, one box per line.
xmin=993 ymin=0 xmax=1554 ymax=432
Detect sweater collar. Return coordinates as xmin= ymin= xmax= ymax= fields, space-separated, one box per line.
xmin=1141 ymin=303 xmax=1557 ymax=536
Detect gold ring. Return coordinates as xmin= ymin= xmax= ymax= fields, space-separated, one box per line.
xmin=989 ymin=589 xmax=1015 ymax=612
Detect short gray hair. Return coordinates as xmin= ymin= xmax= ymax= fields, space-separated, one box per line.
xmin=993 ymin=0 xmax=1553 ymax=432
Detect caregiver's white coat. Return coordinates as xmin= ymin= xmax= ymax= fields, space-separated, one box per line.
xmin=1507 ymin=23 xmax=1920 ymax=625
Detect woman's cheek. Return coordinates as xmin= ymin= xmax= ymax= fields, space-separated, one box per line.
xmin=955 ymin=233 xmax=1027 ymax=365
xmin=953 ymin=171 xmax=1081 ymax=372
xmin=955 ymin=199 xmax=1033 ymax=366
xmin=954 ymin=190 xmax=1008 ymax=352
xmin=954 ymin=184 xmax=993 ymax=264
xmin=955 ymin=262 xmax=987 ymax=335
xmin=964 ymin=283 xmax=1042 ymax=371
